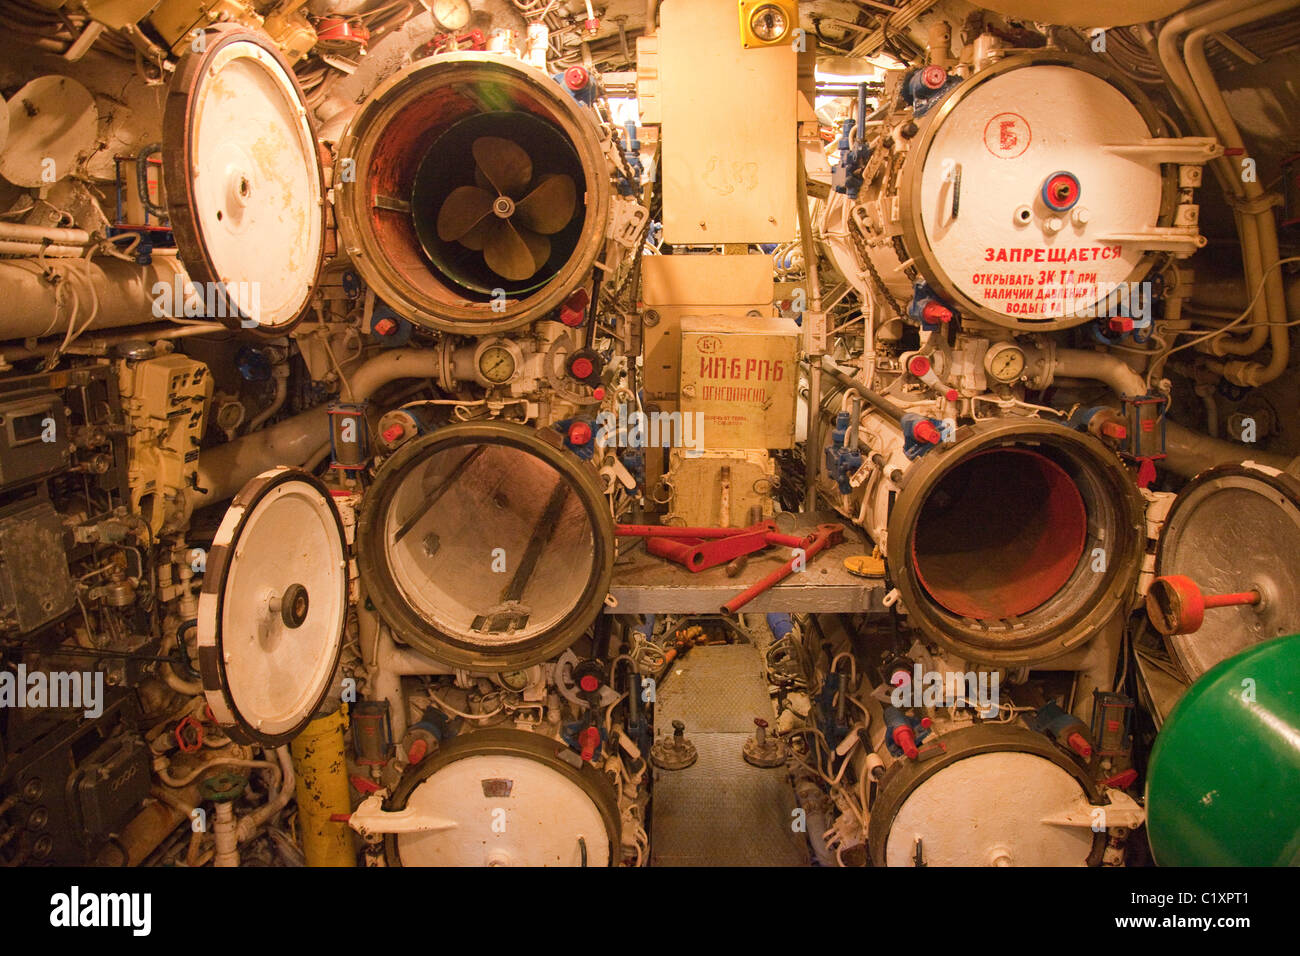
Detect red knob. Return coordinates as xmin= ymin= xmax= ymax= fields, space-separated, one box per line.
xmin=892 ymin=725 xmax=919 ymax=760
xmin=1108 ymin=316 xmax=1134 ymax=334
xmin=374 ymin=317 xmax=398 ymax=336
xmin=560 ymin=288 xmax=589 ymax=326
xmin=922 ymin=301 xmax=952 ymax=323
xmin=592 ymin=386 xmax=606 ymax=400
xmin=565 ymin=66 xmax=589 ymax=90
xmin=579 ymin=726 xmax=600 ymax=761
xmin=407 ymin=738 xmax=428 ymax=765
xmin=1101 ymin=421 xmax=1128 ymax=440
xmin=579 ymin=674 xmax=600 ymax=693
xmin=568 ymin=421 xmax=593 ymax=446
xmin=945 ymin=388 xmax=959 ymax=402
xmin=921 ymin=65 xmax=947 ymax=89
xmin=913 ymin=421 xmax=941 ymax=445
xmin=908 ymin=355 xmax=931 ymax=377
xmin=571 ymin=357 xmax=594 ymax=379
xmin=382 ymin=424 xmax=405 ymax=444
xmin=1067 ymin=732 xmax=1093 ymax=759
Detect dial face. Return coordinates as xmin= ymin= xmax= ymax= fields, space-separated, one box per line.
xmin=987 ymin=344 xmax=1026 ymax=383
xmin=432 ymin=0 xmax=471 ymax=31
xmin=478 ymin=344 xmax=517 ymax=384
xmin=750 ymin=5 xmax=789 ymax=42
xmin=497 ymin=669 xmax=530 ymax=692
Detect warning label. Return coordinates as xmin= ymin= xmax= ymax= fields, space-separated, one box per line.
xmin=968 ymin=245 xmax=1129 ymax=315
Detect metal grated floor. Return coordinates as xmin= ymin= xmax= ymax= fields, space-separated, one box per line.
xmin=649 ymin=642 xmax=810 ymax=867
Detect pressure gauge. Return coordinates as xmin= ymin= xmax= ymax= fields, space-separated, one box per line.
xmin=431 ymin=0 xmax=471 ymax=31
xmin=494 ymin=669 xmax=532 ymax=693
xmin=746 ymin=3 xmax=791 ymax=45
xmin=474 ymin=338 xmax=522 ymax=386
xmin=984 ymin=342 xmax=1027 ymax=383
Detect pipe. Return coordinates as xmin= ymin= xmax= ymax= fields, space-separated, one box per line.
xmin=95 ymin=784 xmax=202 ymax=866
xmin=1053 ymin=348 xmax=1147 ymax=399
xmin=188 ymin=407 xmax=333 ymax=509
xmin=1162 ymin=420 xmax=1294 ymax=477
xmin=0 ymin=254 xmax=187 ymax=340
xmin=1182 ymin=0 xmax=1298 ymax=385
xmin=159 ymin=621 xmax=203 ymax=697
xmin=213 ymin=802 xmax=238 ymax=867
xmin=1157 ymin=0 xmax=1296 ymax=381
xmin=1052 ymin=348 xmax=1296 ymax=476
xmin=246 ymin=363 xmax=290 ymax=432
xmin=342 ymin=348 xmax=443 ymax=404
xmin=235 ymin=746 xmax=296 ymax=843
xmin=189 ymin=348 xmax=443 ymax=509
xmin=0 ymin=222 xmax=90 ymax=244
xmin=0 ymin=321 xmax=226 ymax=363
xmin=0 ymin=240 xmax=85 ymax=257
xmin=819 ymin=357 xmax=906 ymax=423
xmin=798 ymin=148 xmax=824 ymax=511
xmin=290 ymin=707 xmax=356 ymax=867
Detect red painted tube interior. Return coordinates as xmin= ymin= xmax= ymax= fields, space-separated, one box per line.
xmin=910 ymin=448 xmax=1088 ymax=620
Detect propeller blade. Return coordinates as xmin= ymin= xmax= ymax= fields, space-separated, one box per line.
xmin=514 ymin=173 xmax=577 ymax=235
xmin=472 ymin=137 xmax=533 ymax=197
xmin=483 ymin=220 xmax=550 ymax=281
xmin=436 ymin=185 xmax=495 ymax=242
xmin=515 ymin=223 xmax=551 ymax=273
xmin=459 ymin=215 xmax=495 ymax=251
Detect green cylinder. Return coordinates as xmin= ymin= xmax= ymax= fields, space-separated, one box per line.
xmin=1146 ymin=633 xmax=1300 ymax=866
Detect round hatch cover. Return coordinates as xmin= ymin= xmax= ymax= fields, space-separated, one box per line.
xmin=1156 ymin=463 xmax=1300 ymax=680
xmin=0 ymin=76 xmax=97 ymax=187
xmin=163 ymin=26 xmax=324 ymax=333
xmin=383 ymin=729 xmax=621 ymax=867
xmin=197 ymin=467 xmax=348 ymax=746
xmin=900 ymin=56 xmax=1166 ymax=331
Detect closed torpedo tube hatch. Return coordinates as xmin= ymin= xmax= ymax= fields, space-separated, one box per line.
xmin=333 ymin=52 xmax=613 ymax=335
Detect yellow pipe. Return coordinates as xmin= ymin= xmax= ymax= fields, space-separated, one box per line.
xmin=290 ymin=708 xmax=356 ymax=867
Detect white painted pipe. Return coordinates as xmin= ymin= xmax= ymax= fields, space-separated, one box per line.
xmin=189 ymin=408 xmax=332 ymax=509
xmin=0 ymin=240 xmax=85 ymax=257
xmin=341 ymin=348 xmax=444 ymax=403
xmin=236 ymin=746 xmax=295 ymax=844
xmin=0 ymin=254 xmax=187 ymax=340
xmin=0 ymin=222 xmax=90 ymax=244
xmin=213 ymin=801 xmax=239 ymax=867
xmin=190 ymin=347 xmax=446 ymax=508
xmin=1052 ymin=348 xmax=1297 ymax=477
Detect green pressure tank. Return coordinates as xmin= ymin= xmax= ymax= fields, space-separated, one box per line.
xmin=1146 ymin=633 xmax=1300 ymax=866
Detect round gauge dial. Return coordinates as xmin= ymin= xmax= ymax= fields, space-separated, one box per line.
xmin=749 ymin=4 xmax=790 ymax=43
xmin=496 ymin=669 xmax=531 ymax=692
xmin=476 ymin=342 xmax=518 ymax=384
xmin=432 ymin=0 xmax=472 ymax=31
xmin=985 ymin=342 xmax=1027 ymax=383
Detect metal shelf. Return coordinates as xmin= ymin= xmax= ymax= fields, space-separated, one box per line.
xmin=607 ymin=513 xmax=886 ymax=615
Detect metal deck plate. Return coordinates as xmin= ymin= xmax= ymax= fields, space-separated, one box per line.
xmin=610 ymin=513 xmax=884 ymax=615
xmin=649 ymin=643 xmax=809 ymax=867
